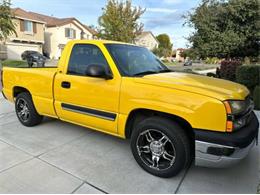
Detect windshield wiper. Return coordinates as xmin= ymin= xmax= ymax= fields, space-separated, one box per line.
xmin=158 ymin=69 xmax=172 ymax=73
xmin=133 ymin=71 xmax=159 ymax=76
xmin=133 ymin=69 xmax=172 ymax=77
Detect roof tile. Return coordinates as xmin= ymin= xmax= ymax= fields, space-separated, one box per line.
xmin=11 ymin=8 xmax=45 ymax=23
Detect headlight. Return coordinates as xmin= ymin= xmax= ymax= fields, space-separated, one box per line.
xmin=223 ymin=100 xmax=246 ymax=132
xmin=224 ymin=100 xmax=246 ymax=115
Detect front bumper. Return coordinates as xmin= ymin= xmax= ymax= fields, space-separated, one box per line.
xmin=194 ymin=112 xmax=259 ymax=168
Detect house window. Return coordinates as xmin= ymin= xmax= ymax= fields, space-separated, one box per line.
xmin=24 ymin=20 xmax=33 ymax=32
xmin=65 ymin=28 xmax=76 ymax=39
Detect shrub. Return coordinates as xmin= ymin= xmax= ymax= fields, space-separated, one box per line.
xmin=219 ymin=60 xmax=242 ymax=81
xmin=205 ymin=57 xmax=220 ymax=64
xmin=161 ymin=59 xmax=169 ymax=63
xmin=253 ymin=86 xmax=260 ymax=110
xmin=216 ymin=67 xmax=221 ymax=78
xmin=236 ymin=65 xmax=260 ymax=92
xmin=206 ymin=72 xmax=217 ymax=77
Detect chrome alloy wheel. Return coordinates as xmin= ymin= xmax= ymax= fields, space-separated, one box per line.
xmin=16 ymin=98 xmax=30 ymax=122
xmin=136 ymin=129 xmax=176 ymax=170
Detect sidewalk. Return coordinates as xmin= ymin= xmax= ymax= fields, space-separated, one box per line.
xmin=195 ymin=68 xmax=216 ymax=75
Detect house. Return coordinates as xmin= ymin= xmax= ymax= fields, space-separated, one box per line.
xmin=135 ymin=31 xmax=159 ymax=50
xmin=176 ymin=48 xmax=185 ymax=62
xmin=4 ymin=8 xmax=46 ymax=60
xmin=29 ymin=12 xmax=97 ymax=59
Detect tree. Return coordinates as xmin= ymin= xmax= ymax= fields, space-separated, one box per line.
xmin=153 ymin=34 xmax=173 ymax=57
xmin=98 ymin=0 xmax=145 ymax=43
xmin=0 ymin=0 xmax=16 ymax=41
xmin=157 ymin=34 xmax=172 ymax=50
xmin=185 ymin=0 xmax=259 ymax=59
xmin=180 ymin=48 xmax=197 ymax=60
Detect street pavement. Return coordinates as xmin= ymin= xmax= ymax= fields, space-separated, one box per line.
xmin=0 ymin=94 xmax=259 ymax=193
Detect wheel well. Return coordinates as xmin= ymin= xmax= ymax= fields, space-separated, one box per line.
xmin=13 ymin=87 xmax=30 ymax=98
xmin=125 ymin=109 xmax=194 ymax=142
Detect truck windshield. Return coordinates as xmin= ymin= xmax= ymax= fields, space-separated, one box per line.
xmin=105 ymin=44 xmax=169 ymax=76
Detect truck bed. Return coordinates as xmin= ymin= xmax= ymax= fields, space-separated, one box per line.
xmin=2 ymin=66 xmax=58 ymax=117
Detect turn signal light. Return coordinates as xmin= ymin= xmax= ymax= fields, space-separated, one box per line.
xmin=224 ymin=101 xmax=232 ymax=114
xmin=226 ymin=121 xmax=233 ymax=132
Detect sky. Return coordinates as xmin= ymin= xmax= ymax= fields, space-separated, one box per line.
xmin=11 ymin=0 xmax=201 ymax=49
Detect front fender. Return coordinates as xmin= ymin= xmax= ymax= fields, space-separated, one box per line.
xmin=118 ymin=78 xmax=227 ymax=137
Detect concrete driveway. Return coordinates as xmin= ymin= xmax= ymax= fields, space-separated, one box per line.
xmin=0 ymin=94 xmax=259 ymax=193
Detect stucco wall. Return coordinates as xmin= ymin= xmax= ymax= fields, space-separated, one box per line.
xmin=135 ymin=33 xmax=158 ymax=50
xmin=8 ymin=18 xmax=44 ymax=43
xmin=73 ymin=20 xmax=93 ymax=40
xmin=44 ymin=22 xmax=94 ymax=59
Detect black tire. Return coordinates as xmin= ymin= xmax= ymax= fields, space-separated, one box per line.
xmin=15 ymin=92 xmax=43 ymax=127
xmin=131 ymin=116 xmax=191 ymax=178
xmin=27 ymin=58 xmax=33 ymax=67
xmin=37 ymin=61 xmax=45 ymax=67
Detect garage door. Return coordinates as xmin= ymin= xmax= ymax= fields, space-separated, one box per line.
xmin=6 ymin=42 xmax=41 ymax=60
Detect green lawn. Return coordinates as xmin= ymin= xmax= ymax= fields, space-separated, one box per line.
xmin=164 ymin=61 xmax=178 ymax=66
xmin=1 ymin=60 xmax=28 ymax=67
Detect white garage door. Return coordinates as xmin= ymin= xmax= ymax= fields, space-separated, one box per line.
xmin=6 ymin=43 xmax=41 ymax=60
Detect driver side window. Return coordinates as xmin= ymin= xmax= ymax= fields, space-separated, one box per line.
xmin=67 ymin=44 xmax=109 ymax=76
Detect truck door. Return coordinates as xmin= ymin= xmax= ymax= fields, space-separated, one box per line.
xmin=54 ymin=43 xmax=121 ymax=134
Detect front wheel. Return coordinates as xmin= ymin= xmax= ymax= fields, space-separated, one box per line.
xmin=131 ymin=116 xmax=191 ymax=178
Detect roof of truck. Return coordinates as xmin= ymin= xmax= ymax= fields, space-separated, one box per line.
xmin=68 ymin=39 xmax=136 ymax=46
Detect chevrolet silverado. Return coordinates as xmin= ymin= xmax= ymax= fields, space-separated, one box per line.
xmin=1 ymin=40 xmax=259 ymax=178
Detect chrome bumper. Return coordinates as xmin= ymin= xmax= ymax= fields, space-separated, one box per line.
xmin=195 ymin=139 xmax=256 ymax=168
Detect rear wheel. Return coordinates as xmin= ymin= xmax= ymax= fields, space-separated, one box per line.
xmin=15 ymin=92 xmax=43 ymax=127
xmin=130 ymin=116 xmax=191 ymax=178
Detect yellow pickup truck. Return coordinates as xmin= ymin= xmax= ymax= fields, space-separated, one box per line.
xmin=1 ymin=40 xmax=259 ymax=178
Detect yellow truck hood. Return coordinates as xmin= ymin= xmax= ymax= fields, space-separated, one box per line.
xmin=134 ymin=72 xmax=249 ymax=101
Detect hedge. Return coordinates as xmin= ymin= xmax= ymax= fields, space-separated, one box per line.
xmin=253 ymin=86 xmax=260 ymax=110
xmin=236 ymin=65 xmax=260 ymax=92
xmin=219 ymin=60 xmax=242 ymax=81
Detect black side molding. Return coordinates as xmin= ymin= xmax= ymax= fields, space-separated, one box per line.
xmin=61 ymin=103 xmax=116 ymax=121
xmin=194 ymin=112 xmax=259 ymax=148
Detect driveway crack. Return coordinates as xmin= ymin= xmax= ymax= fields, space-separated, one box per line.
xmin=38 ymin=157 xmax=108 ymax=194
xmin=174 ymin=162 xmax=192 ymax=194
xmin=71 ymin=182 xmax=85 ymax=194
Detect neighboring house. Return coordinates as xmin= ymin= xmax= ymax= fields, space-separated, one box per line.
xmin=135 ymin=31 xmax=159 ymax=50
xmin=29 ymin=12 xmax=97 ymax=59
xmin=4 ymin=8 xmax=45 ymax=60
xmin=176 ymin=48 xmax=185 ymax=62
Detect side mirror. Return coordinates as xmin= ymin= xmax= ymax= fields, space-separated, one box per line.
xmin=85 ymin=64 xmax=113 ymax=80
